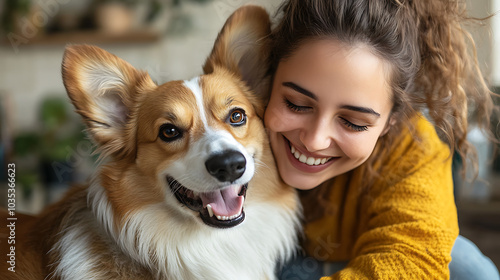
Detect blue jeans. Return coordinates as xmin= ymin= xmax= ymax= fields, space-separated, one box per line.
xmin=449 ymin=235 xmax=499 ymax=280
xmin=278 ymin=235 xmax=499 ymax=279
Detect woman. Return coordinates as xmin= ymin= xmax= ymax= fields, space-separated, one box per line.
xmin=263 ymin=0 xmax=500 ymax=279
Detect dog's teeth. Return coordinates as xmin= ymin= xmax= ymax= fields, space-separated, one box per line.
xmin=207 ymin=204 xmax=214 ymax=218
xmin=214 ymin=213 xmax=242 ymax=221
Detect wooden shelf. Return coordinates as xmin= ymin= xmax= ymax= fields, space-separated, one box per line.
xmin=2 ymin=29 xmax=161 ymax=46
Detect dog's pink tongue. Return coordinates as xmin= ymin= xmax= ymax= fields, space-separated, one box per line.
xmin=200 ymin=186 xmax=244 ymax=217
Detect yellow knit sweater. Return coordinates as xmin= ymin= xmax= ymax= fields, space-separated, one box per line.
xmin=300 ymin=115 xmax=459 ymax=279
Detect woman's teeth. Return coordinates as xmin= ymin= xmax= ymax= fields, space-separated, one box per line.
xmin=290 ymin=145 xmax=332 ymax=166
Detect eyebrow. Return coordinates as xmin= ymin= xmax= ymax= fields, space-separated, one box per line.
xmin=340 ymin=105 xmax=380 ymax=117
xmin=282 ymin=81 xmax=380 ymax=117
xmin=282 ymin=82 xmax=317 ymax=100
xmin=165 ymin=112 xmax=177 ymax=121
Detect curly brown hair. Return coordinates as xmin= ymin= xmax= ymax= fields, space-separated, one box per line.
xmin=269 ymin=0 xmax=497 ymax=183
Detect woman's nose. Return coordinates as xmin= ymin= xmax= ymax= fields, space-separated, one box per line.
xmin=299 ymin=118 xmax=333 ymax=153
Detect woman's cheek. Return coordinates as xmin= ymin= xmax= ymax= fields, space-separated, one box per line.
xmin=337 ymin=131 xmax=378 ymax=162
xmin=265 ymin=106 xmax=298 ymax=132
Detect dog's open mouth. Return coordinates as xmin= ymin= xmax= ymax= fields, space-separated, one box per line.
xmin=167 ymin=176 xmax=247 ymax=229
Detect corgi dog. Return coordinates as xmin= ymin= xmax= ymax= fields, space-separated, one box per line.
xmin=0 ymin=5 xmax=300 ymax=280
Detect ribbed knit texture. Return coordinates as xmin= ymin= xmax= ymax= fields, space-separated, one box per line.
xmin=301 ymin=116 xmax=459 ymax=279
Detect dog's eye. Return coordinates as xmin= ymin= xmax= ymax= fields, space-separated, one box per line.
xmin=228 ymin=109 xmax=246 ymax=126
xmin=159 ymin=124 xmax=182 ymax=142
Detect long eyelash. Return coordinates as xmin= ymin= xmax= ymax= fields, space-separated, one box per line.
xmin=283 ymin=97 xmax=308 ymax=112
xmin=340 ymin=117 xmax=368 ymax=132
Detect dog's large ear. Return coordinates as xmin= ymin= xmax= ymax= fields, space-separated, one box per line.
xmin=203 ymin=5 xmax=271 ymax=117
xmin=62 ymin=44 xmax=156 ymax=158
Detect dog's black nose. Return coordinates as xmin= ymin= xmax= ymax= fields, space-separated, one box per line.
xmin=205 ymin=151 xmax=246 ymax=182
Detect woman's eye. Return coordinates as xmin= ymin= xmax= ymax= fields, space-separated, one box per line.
xmin=339 ymin=117 xmax=368 ymax=132
xmin=228 ymin=109 xmax=247 ymax=126
xmin=283 ymin=98 xmax=311 ymax=113
xmin=159 ymin=124 xmax=183 ymax=142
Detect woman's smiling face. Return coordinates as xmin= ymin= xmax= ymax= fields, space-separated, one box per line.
xmin=264 ymin=39 xmax=394 ymax=190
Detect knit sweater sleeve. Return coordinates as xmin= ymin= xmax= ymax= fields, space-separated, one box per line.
xmin=318 ymin=117 xmax=459 ymax=279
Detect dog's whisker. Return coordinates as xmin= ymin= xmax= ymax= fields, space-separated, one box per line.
xmin=167 ymin=174 xmax=193 ymax=193
xmin=254 ymin=158 xmax=271 ymax=170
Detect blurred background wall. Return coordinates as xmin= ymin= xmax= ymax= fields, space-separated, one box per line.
xmin=0 ymin=0 xmax=499 ymax=268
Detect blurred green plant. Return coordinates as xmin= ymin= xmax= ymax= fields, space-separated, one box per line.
xmin=1 ymin=0 xmax=31 ymax=34
xmin=38 ymin=97 xmax=85 ymax=161
xmin=12 ymin=96 xmax=88 ymax=196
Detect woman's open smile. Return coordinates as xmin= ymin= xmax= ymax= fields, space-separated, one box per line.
xmin=283 ymin=135 xmax=339 ymax=172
